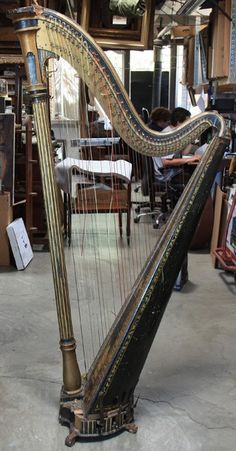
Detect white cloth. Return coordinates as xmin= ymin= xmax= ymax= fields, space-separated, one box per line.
xmin=55 ymin=157 xmax=132 ymax=196
xmin=152 ymin=125 xmax=185 ymax=182
xmin=152 ymin=125 xmax=175 ymax=178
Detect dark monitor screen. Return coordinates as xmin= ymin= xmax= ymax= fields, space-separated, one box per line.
xmin=213 ymin=98 xmax=235 ymax=113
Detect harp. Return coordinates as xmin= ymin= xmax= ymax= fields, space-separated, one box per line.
xmin=9 ymin=5 xmax=230 ymax=447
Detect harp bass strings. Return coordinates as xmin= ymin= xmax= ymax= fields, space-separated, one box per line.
xmin=49 ymin=55 xmax=154 ymax=371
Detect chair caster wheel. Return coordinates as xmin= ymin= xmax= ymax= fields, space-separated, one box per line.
xmin=153 ymin=222 xmax=159 ymax=229
xmin=134 ymin=217 xmax=140 ymax=223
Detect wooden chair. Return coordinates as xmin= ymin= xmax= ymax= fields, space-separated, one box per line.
xmin=55 ymin=158 xmax=132 ymax=245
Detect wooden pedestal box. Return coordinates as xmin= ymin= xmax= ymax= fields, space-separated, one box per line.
xmin=75 ymin=186 xmax=129 ymax=213
xmin=0 ymin=192 xmax=13 ymax=266
xmin=72 ymin=184 xmax=132 ymax=243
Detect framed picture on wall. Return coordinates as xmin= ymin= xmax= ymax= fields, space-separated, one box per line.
xmin=77 ymin=0 xmax=155 ymax=50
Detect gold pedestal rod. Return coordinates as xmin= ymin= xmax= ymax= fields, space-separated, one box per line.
xmin=33 ymin=98 xmax=82 ymax=395
xmin=12 ymin=20 xmax=82 ymax=395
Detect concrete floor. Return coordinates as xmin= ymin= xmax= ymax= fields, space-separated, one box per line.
xmin=0 ymin=213 xmax=236 ymax=451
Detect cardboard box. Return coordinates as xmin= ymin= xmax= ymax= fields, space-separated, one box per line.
xmin=225 ymin=186 xmax=236 ymax=255
xmin=210 ymin=185 xmax=227 ymax=267
xmin=0 ymin=192 xmax=13 ymax=266
xmin=7 ymin=218 xmax=33 ymax=270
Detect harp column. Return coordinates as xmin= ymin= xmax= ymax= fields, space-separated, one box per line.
xmin=11 ymin=11 xmax=82 ymax=395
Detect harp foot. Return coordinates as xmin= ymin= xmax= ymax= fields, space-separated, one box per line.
xmin=59 ymin=393 xmax=135 ymax=445
xmin=65 ymin=429 xmax=78 ymax=447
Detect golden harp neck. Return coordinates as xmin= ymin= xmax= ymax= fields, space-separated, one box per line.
xmin=9 ymin=6 xmax=229 ymax=156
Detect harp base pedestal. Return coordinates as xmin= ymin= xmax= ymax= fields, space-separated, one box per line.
xmin=59 ymin=389 xmax=136 ymax=447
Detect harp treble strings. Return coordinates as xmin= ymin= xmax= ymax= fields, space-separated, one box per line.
xmin=88 ymin=70 xmax=138 ymax=308
xmin=100 ymin=84 xmax=131 ymax=307
xmin=81 ymin=78 xmax=118 ymax=353
xmin=98 ymin=64 xmax=157 ymax=298
xmin=98 ymin=78 xmax=157 ymax=309
xmin=67 ymin=67 xmax=119 ymax=366
xmin=98 ymin=86 xmax=149 ymax=308
xmin=128 ymin=147 xmax=154 ymax=276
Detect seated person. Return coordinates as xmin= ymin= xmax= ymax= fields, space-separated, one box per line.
xmin=162 ymin=106 xmax=190 ymax=129
xmin=152 ymin=107 xmax=201 ymax=174
xmin=151 ymin=107 xmax=201 ymax=206
xmin=162 ymin=107 xmax=200 ymax=156
xmin=148 ymin=107 xmax=171 ymax=132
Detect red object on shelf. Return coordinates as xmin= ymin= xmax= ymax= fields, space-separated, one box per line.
xmin=214 ymin=247 xmax=236 ymax=272
xmin=214 ymin=190 xmax=236 ymax=273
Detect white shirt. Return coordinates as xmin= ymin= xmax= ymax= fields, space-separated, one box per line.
xmin=152 ymin=125 xmax=174 ymax=176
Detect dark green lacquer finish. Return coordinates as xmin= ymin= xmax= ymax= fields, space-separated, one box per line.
xmin=84 ymin=138 xmax=228 ymax=414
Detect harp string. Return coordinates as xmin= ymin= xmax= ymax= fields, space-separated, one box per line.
xmin=76 ymin=56 xmax=154 ymax=290
xmin=52 ymin=78 xmax=156 ymax=370
xmin=71 ymin=36 xmax=119 ymax=358
xmin=48 ymin=56 xmax=93 ymax=367
xmin=49 ymin=66 xmax=136 ymax=369
xmin=78 ymin=59 xmax=128 ymax=345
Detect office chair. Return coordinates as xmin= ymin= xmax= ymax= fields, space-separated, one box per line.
xmin=133 ymin=156 xmax=188 ymax=289
xmin=133 ymin=156 xmax=170 ymax=228
xmin=141 ymin=107 xmax=150 ymax=124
